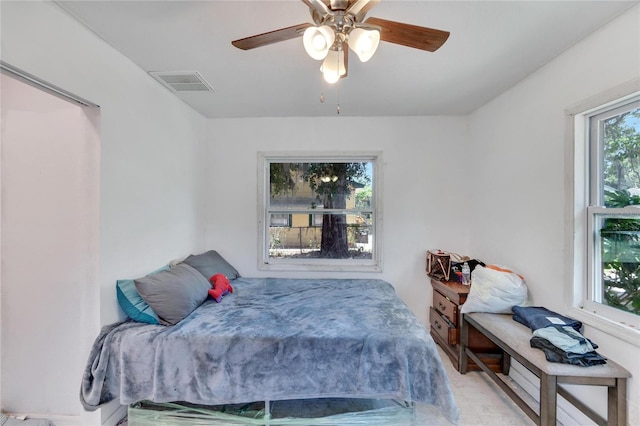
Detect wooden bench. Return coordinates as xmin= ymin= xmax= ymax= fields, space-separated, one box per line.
xmin=460 ymin=312 xmax=631 ymax=426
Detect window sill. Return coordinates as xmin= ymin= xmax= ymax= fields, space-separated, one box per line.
xmin=568 ymin=306 xmax=640 ymax=347
xmin=259 ymin=260 xmax=382 ymax=273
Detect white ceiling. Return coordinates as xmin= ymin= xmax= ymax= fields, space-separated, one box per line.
xmin=55 ymin=0 xmax=638 ymax=118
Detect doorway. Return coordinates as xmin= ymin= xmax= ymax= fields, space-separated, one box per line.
xmin=0 ymin=68 xmax=100 ymax=417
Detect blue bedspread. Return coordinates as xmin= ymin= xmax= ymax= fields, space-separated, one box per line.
xmin=80 ymin=278 xmax=459 ymax=423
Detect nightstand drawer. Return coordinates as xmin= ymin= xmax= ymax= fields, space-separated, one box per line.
xmin=433 ymin=290 xmax=458 ymax=326
xmin=429 ymin=306 xmax=458 ymax=345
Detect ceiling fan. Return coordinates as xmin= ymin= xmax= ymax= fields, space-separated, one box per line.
xmin=232 ymin=0 xmax=450 ymax=84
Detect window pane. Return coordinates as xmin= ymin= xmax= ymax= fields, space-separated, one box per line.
xmin=270 ymin=214 xmax=290 ymax=227
xmin=268 ymin=161 xmax=373 ymax=261
xmin=598 ymin=215 xmax=640 ymax=316
xmin=260 ymin=153 xmax=381 ymax=271
xmin=270 ymin=162 xmax=372 ymax=207
xmin=268 ymin=213 xmax=373 ymax=259
xmin=311 ymin=214 xmax=323 ymax=227
xmin=602 ymin=106 xmax=640 ymax=207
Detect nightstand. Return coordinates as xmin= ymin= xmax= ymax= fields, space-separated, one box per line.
xmin=429 ymin=278 xmax=503 ymax=373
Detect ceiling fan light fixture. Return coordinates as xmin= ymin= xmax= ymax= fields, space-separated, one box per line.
xmin=303 ymin=25 xmax=335 ymax=60
xmin=320 ymin=48 xmax=346 ymax=84
xmin=231 ymin=1 xmax=450 ymax=90
xmin=348 ymin=27 xmax=380 ymax=62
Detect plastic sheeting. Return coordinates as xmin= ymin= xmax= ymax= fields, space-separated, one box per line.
xmin=0 ymin=415 xmax=54 ymax=426
xmin=128 ymin=399 xmax=417 ymax=426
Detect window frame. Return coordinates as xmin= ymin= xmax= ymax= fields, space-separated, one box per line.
xmin=257 ymin=151 xmax=383 ymax=272
xmin=567 ymin=80 xmax=640 ymax=345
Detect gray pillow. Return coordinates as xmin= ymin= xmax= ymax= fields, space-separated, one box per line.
xmin=181 ymin=250 xmax=240 ymax=280
xmin=134 ymin=263 xmax=210 ymax=325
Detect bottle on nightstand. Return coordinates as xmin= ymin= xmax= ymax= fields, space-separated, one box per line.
xmin=461 ymin=262 xmax=470 ymax=285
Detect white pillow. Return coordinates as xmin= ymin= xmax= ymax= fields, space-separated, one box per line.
xmin=460 ymin=265 xmax=528 ymax=314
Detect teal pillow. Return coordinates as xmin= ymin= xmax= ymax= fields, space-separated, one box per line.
xmin=116 ymin=265 xmax=170 ymax=324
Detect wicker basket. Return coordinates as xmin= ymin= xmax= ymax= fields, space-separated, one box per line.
xmin=426 ymin=250 xmax=451 ymax=281
xmin=426 ymin=250 xmax=469 ymax=281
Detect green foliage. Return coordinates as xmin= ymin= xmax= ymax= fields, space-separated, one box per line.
xmin=356 ymin=185 xmax=372 ymax=209
xmin=604 ymin=187 xmax=640 ymax=210
xmin=303 ymin=163 xmax=370 ymax=206
xmin=601 ymin=235 xmax=640 ymax=316
xmin=602 ymin=258 xmax=640 ymax=314
xmin=603 ymin=109 xmax=640 ymax=194
xmin=600 ymin=106 xmax=640 ymax=316
xmin=269 ymin=163 xmax=301 ymax=196
xmin=602 ymin=188 xmax=640 ymax=234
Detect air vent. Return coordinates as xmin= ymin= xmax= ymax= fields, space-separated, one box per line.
xmin=149 ymin=71 xmax=214 ymax=93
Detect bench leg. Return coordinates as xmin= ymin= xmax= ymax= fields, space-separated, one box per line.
xmin=501 ymin=350 xmax=511 ymax=375
xmin=459 ymin=313 xmax=469 ymax=374
xmin=608 ymin=378 xmax=627 ymax=426
xmin=540 ymin=373 xmax=557 ymax=426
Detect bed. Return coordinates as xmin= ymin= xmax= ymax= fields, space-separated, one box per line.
xmin=80 ymin=273 xmax=459 ymax=424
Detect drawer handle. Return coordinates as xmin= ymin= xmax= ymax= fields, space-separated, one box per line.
xmin=438 ymin=302 xmax=446 ymax=312
xmin=434 ymin=320 xmax=442 ymax=330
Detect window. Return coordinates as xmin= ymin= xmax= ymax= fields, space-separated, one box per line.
xmin=270 ymin=214 xmax=291 ymax=227
xmin=258 ymin=152 xmax=382 ymax=272
xmin=572 ymin=87 xmax=640 ymax=336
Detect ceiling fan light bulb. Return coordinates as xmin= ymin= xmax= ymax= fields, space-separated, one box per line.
xmin=321 ymin=66 xmax=341 ymax=84
xmin=320 ymin=49 xmax=345 ymax=84
xmin=303 ymin=25 xmax=335 ymax=60
xmin=311 ymin=35 xmax=326 ymax=50
xmin=348 ymin=28 xmax=380 ymax=62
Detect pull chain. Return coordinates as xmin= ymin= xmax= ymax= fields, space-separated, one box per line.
xmin=336 ymin=81 xmax=340 ymax=115
xmin=318 ymin=76 xmax=341 ymax=115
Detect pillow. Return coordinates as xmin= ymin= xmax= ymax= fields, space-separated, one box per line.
xmin=116 ymin=265 xmax=170 ymax=324
xmin=134 ymin=263 xmax=211 ymax=325
xmin=181 ymin=250 xmax=240 ymax=280
xmin=460 ymin=265 xmax=528 ymax=314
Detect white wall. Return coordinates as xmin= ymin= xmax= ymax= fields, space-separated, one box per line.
xmin=206 ymin=116 xmax=471 ymax=323
xmin=468 ymin=5 xmax=640 ymax=424
xmin=1 ymin=1 xmax=208 ymax=424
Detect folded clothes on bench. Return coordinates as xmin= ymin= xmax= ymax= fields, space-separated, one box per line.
xmin=533 ymin=326 xmax=597 ymax=354
xmin=512 ymin=306 xmax=606 ymax=367
xmin=530 ymin=335 xmax=607 ymax=367
xmin=512 ymin=306 xmax=582 ymax=332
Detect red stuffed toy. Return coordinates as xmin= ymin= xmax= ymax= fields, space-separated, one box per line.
xmin=209 ymin=273 xmax=233 ymax=303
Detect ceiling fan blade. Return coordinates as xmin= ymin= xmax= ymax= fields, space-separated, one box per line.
xmin=301 ymin=0 xmax=331 ymax=23
xmin=364 ymin=17 xmax=449 ymax=52
xmin=232 ymin=23 xmax=313 ymax=50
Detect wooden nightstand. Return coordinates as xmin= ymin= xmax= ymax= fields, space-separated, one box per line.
xmin=429 ymin=278 xmax=503 ymax=373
